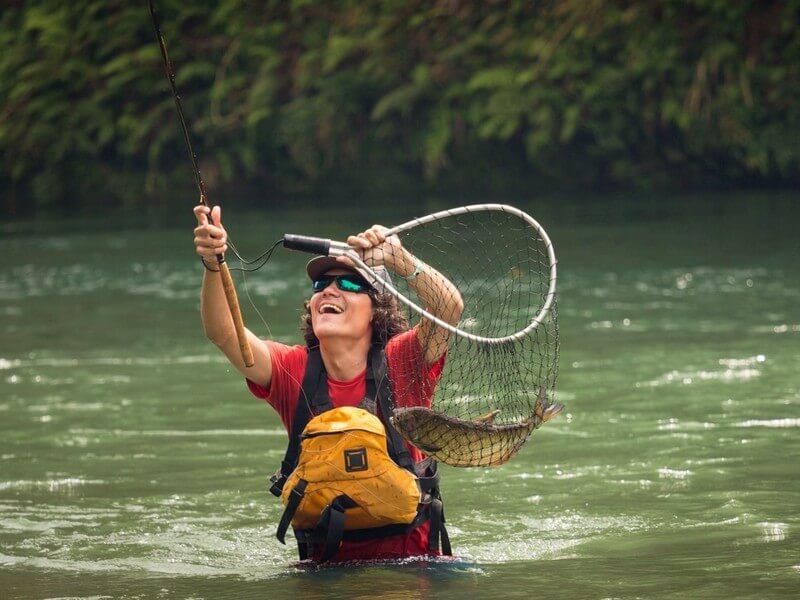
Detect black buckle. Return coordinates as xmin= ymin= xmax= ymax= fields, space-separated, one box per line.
xmin=269 ymin=471 xmax=286 ymax=497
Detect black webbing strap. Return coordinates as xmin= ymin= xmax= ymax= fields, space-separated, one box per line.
xmin=318 ymin=495 xmax=359 ymax=563
xmin=296 ymin=537 xmax=309 ymax=561
xmin=276 ymin=479 xmax=308 ymax=544
xmin=417 ymin=469 xmax=441 ymax=500
xmin=368 ymin=346 xmax=414 ymax=472
xmin=428 ymin=498 xmax=452 ymax=555
xmin=305 ymin=500 xmax=450 ymax=556
xmin=305 ymin=348 xmax=335 ymax=414
xmin=337 ymin=519 xmax=424 ymax=542
xmin=269 ymin=349 xmax=330 ymax=497
xmin=293 ymin=528 xmax=315 ymax=560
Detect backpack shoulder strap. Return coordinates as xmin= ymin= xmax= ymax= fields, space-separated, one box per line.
xmin=305 ymin=347 xmax=334 ymax=414
xmin=368 ymin=345 xmax=414 ymax=472
xmin=369 ymin=347 xmax=452 ymax=556
xmin=269 ymin=347 xmax=331 ymax=496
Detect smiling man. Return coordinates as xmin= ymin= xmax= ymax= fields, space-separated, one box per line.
xmin=192 ymin=204 xmax=463 ymax=563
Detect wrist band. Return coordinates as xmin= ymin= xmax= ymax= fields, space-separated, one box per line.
xmin=399 ymin=258 xmax=423 ymax=281
xmin=200 ymin=257 xmax=220 ymax=272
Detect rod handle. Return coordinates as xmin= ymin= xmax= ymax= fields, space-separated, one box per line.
xmin=217 ymin=257 xmax=254 ymax=367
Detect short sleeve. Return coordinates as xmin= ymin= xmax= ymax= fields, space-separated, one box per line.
xmin=246 ymin=341 xmax=307 ymax=431
xmin=385 ymin=328 xmax=445 ymax=409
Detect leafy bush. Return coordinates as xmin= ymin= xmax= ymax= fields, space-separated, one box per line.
xmin=1 ymin=0 xmax=797 ymax=215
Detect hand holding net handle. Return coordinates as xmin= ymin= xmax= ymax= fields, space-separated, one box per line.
xmin=282 ymin=204 xmax=558 ymax=345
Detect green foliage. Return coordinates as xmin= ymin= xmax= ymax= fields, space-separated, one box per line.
xmin=0 ymin=0 xmax=798 ymax=215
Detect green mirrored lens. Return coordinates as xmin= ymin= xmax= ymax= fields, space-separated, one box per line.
xmin=337 ymin=275 xmax=366 ymax=292
xmin=311 ymin=275 xmax=368 ymax=293
xmin=312 ymin=276 xmax=333 ymax=292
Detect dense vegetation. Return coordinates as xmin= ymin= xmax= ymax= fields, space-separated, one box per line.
xmin=1 ymin=0 xmax=798 ymax=216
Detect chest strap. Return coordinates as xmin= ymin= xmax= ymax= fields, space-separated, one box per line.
xmin=368 ymin=346 xmax=413 ymax=472
xmin=269 ymin=348 xmax=324 ymax=496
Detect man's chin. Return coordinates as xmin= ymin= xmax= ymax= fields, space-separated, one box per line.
xmin=314 ymin=322 xmax=344 ymax=339
xmin=314 ymin=324 xmax=370 ymax=343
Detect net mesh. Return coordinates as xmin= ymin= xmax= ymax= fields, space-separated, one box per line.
xmin=375 ymin=207 xmax=560 ymax=467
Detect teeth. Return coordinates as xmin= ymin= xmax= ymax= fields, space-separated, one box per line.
xmin=320 ymin=304 xmax=343 ymax=314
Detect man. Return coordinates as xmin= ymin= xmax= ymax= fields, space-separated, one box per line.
xmin=193 ymin=205 xmax=464 ymax=562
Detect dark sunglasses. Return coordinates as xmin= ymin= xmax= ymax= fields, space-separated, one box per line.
xmin=312 ymin=274 xmax=372 ymax=294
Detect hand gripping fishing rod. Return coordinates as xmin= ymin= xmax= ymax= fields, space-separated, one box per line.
xmin=149 ymin=0 xmax=254 ymax=367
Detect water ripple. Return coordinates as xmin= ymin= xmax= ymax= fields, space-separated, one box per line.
xmin=70 ymin=428 xmax=287 ymax=438
xmin=0 ymin=478 xmax=105 ymax=492
xmin=638 ymin=355 xmax=765 ymax=387
xmin=735 ymin=418 xmax=800 ymax=428
xmin=760 ymin=522 xmax=788 ymax=542
xmin=0 ymin=355 xmax=226 ymax=369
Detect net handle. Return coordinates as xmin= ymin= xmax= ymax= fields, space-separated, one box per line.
xmin=325 ymin=204 xmax=557 ymax=345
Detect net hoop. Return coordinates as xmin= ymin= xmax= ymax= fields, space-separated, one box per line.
xmin=327 ymin=204 xmax=557 ymax=345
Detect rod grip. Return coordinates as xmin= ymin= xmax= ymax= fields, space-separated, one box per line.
xmin=217 ymin=259 xmax=255 ymax=367
xmin=282 ymin=234 xmax=332 ymax=256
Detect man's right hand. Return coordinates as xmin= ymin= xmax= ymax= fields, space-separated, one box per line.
xmin=193 ymin=205 xmax=227 ymax=262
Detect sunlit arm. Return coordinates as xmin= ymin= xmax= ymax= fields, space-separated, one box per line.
xmin=194 ymin=205 xmax=272 ymax=385
xmin=396 ymin=250 xmax=464 ymax=364
xmin=346 ymin=224 xmax=464 ymax=364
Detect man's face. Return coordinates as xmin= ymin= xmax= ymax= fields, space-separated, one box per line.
xmin=308 ymin=268 xmax=373 ymax=344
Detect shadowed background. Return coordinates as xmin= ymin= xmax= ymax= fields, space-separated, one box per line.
xmin=1 ymin=1 xmax=798 ymax=218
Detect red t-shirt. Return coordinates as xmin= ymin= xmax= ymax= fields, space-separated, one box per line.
xmin=247 ymin=328 xmax=445 ymax=562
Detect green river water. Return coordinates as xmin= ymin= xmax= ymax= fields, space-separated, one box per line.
xmin=1 ymin=194 xmax=798 ymax=599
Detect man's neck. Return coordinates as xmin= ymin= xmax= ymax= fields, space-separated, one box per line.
xmin=319 ymin=337 xmax=371 ymax=381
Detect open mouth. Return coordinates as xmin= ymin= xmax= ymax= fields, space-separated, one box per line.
xmin=319 ymin=303 xmax=343 ymax=315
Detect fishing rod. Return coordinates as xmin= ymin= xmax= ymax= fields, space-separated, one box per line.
xmin=148 ymin=0 xmax=254 ymax=367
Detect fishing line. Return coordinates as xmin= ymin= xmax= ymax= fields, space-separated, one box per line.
xmin=149 ymin=0 xmax=280 ymax=273
xmin=236 ymin=239 xmax=284 ymax=340
xmin=149 ymin=0 xmax=258 ymax=365
xmin=227 ymin=238 xmax=284 ymax=272
xmin=150 ymin=0 xmax=306 ymax=364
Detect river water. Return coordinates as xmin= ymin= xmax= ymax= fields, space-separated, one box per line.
xmin=1 ymin=194 xmax=798 ymax=599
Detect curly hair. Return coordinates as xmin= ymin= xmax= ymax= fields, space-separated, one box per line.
xmin=300 ymin=291 xmax=410 ymax=348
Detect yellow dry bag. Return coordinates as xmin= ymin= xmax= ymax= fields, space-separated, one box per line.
xmin=278 ymin=406 xmax=421 ymax=536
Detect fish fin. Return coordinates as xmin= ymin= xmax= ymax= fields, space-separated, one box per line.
xmin=541 ymin=402 xmax=565 ymax=423
xmin=475 ymin=409 xmax=500 ymax=425
xmin=532 ymin=387 xmax=565 ymax=425
xmin=415 ymin=441 xmax=442 ymax=453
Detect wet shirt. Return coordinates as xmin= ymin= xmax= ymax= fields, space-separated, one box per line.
xmin=247 ymin=328 xmax=445 ymax=561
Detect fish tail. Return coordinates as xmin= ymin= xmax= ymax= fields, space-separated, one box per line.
xmin=540 ymin=402 xmax=565 ymax=423
xmin=532 ymin=387 xmax=565 ymax=426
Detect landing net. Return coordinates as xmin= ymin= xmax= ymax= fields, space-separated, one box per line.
xmin=374 ymin=205 xmax=560 ymax=467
